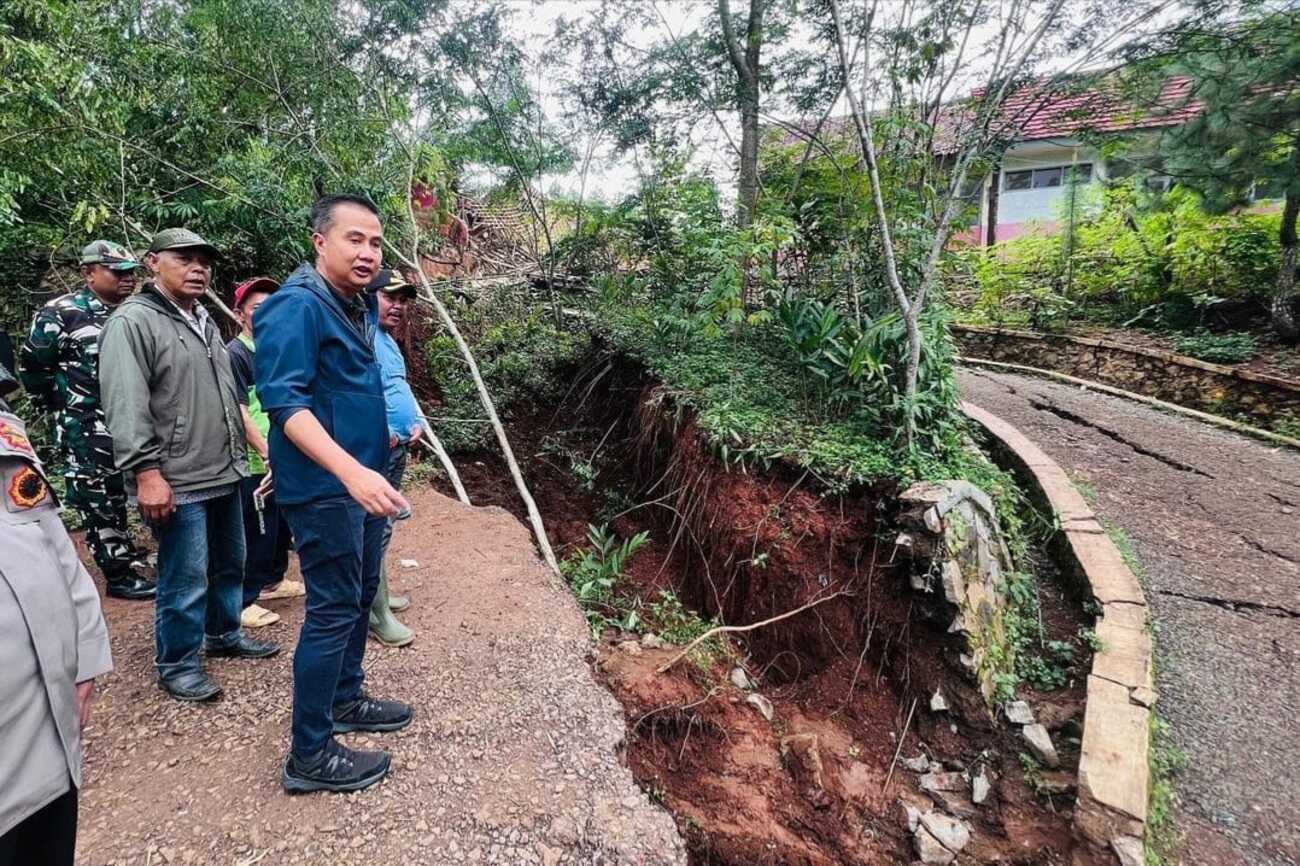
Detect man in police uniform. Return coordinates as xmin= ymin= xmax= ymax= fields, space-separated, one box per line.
xmin=0 ymin=333 xmax=113 ymax=866
xmin=20 ymin=240 xmax=155 ymax=600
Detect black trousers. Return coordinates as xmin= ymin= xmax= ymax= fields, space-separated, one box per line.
xmin=0 ymin=786 xmax=77 ymax=866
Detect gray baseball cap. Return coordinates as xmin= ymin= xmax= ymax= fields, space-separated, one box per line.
xmin=79 ymin=240 xmax=141 ymax=270
xmin=148 ymin=227 xmax=219 ymax=258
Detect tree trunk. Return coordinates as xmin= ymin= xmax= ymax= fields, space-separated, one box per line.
xmin=903 ymin=309 xmax=923 ymax=448
xmin=737 ymin=98 xmax=760 ymax=229
xmin=1273 ymin=187 xmax=1299 ymax=344
xmin=719 ymin=0 xmax=766 ymax=230
xmin=984 ymin=164 xmax=1000 ymax=247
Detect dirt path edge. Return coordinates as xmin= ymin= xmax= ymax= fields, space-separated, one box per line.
xmin=962 ymin=400 xmax=1155 ymax=866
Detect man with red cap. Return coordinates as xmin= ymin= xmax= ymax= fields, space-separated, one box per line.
xmin=227 ymin=277 xmax=304 ymax=629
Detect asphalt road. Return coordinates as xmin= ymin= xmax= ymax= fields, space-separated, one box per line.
xmin=959 ymin=367 xmax=1300 ymax=866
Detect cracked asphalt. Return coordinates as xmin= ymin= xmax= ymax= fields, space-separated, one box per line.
xmin=959 ymin=366 xmax=1300 ymax=866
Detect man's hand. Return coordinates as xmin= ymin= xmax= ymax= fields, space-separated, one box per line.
xmin=343 ymin=466 xmax=410 ymax=517
xmin=407 ymin=423 xmax=423 ymax=446
xmin=136 ymin=468 xmax=175 ymax=524
xmin=75 ymin=680 xmax=95 ymax=730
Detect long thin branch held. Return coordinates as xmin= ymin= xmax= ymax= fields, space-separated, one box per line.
xmin=656 ymin=590 xmax=852 ymax=673
xmin=393 ymin=154 xmax=561 ymax=578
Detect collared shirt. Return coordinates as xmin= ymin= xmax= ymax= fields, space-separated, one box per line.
xmin=159 ymin=291 xmax=211 ymax=340
xmin=374 ymin=324 xmax=422 ymax=443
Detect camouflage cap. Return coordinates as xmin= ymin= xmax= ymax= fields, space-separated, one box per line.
xmin=80 ymin=240 xmax=141 ymax=270
xmin=148 ymin=227 xmax=220 ymax=258
xmin=366 ymin=268 xmax=415 ymax=297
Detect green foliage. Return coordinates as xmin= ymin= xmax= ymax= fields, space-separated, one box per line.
xmin=997 ymin=569 xmax=1086 ymax=697
xmin=646 ymin=590 xmax=718 ymax=648
xmin=560 ymin=523 xmax=720 ymax=652
xmin=1171 ymin=330 xmax=1258 ymax=364
xmin=423 ymin=290 xmax=592 ymax=452
xmin=1146 ymin=714 xmax=1187 ymax=866
xmin=961 ymin=182 xmax=1283 ymax=328
xmin=566 ymin=520 xmax=655 ymax=621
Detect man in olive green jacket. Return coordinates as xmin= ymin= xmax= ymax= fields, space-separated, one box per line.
xmin=99 ymin=228 xmax=280 ymax=703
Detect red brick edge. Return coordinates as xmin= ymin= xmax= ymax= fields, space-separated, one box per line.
xmin=962 ymin=401 xmax=1154 ymax=866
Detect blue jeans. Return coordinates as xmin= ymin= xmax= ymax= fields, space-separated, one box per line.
xmin=379 ymin=444 xmax=408 ymax=553
xmin=239 ymin=475 xmax=292 ymax=608
xmin=282 ymin=495 xmax=386 ymax=756
xmin=152 ymin=489 xmax=245 ymax=681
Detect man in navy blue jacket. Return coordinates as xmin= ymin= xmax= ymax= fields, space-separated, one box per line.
xmin=254 ymin=194 xmax=412 ymax=793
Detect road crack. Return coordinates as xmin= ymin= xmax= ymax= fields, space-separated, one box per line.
xmin=1026 ymin=399 xmax=1215 ymax=479
xmin=1241 ymin=536 xmax=1300 ymax=567
xmin=1155 ymin=589 xmax=1300 ymax=619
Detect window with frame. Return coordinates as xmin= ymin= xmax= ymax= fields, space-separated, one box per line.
xmin=1003 ymin=162 xmax=1093 ymax=191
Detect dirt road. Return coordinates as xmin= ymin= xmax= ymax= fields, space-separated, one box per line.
xmin=75 ymin=487 xmax=684 ymax=866
xmin=959 ymin=367 xmax=1300 ymax=866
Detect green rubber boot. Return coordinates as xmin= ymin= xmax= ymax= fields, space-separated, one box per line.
xmin=389 ymin=593 xmax=411 ymax=612
xmin=369 ymin=566 xmax=414 ymax=647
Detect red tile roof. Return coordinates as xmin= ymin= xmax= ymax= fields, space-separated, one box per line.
xmin=774 ymin=75 xmax=1201 ymax=155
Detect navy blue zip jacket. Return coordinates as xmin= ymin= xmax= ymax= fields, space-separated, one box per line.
xmin=252 ymin=263 xmax=387 ymax=506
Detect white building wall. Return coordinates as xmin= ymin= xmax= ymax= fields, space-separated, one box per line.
xmin=975 ymin=138 xmax=1106 ymax=243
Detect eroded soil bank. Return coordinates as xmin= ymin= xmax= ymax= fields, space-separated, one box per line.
xmin=434 ymin=356 xmax=1100 ymax=866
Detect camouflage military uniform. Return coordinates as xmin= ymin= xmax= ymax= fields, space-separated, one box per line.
xmin=20 ymin=286 xmax=144 ymax=583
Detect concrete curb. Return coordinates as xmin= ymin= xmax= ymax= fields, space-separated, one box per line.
xmin=961 ymin=400 xmax=1154 ymax=866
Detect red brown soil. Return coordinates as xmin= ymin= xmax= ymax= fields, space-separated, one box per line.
xmin=441 ymin=361 xmax=1097 ymax=866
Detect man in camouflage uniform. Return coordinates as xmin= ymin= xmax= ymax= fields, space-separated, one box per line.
xmin=19 ymin=240 xmax=155 ymax=600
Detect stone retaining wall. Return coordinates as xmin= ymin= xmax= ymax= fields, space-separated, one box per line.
xmin=962 ymin=401 xmax=1154 ymax=866
xmin=954 ymin=324 xmax=1300 ymax=427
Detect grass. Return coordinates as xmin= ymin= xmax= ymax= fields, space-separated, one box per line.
xmin=1101 ymin=516 xmax=1149 ymax=586
xmin=1146 ymin=713 xmax=1187 ymax=866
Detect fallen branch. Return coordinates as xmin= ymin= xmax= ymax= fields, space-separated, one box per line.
xmin=882 ymin=696 xmax=918 ymax=793
xmin=656 ymin=590 xmax=852 ymax=674
xmin=413 ymin=402 xmax=470 ymax=506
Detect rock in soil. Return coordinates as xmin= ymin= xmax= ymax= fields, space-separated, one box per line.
xmin=971 ymin=767 xmax=992 ymax=804
xmin=920 ymin=771 xmax=968 ymax=793
xmin=903 ymin=754 xmax=931 ymax=773
xmin=730 ymin=666 xmax=754 ymax=690
xmin=1004 ymin=700 xmax=1035 ymax=725
xmin=914 ymin=826 xmax=957 ymax=865
xmin=920 ymin=810 xmax=972 ymax=854
xmin=1022 ymin=723 xmax=1061 ymax=768
xmin=745 ymin=692 xmax=774 ymax=721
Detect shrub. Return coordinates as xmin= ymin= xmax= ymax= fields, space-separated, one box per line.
xmin=961 ymin=180 xmax=1282 ymax=326
xmin=1171 ymin=330 xmax=1259 ymax=364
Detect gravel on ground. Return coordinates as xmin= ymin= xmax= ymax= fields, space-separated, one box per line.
xmin=75 ymin=487 xmax=686 ymax=866
xmin=960 ymin=367 xmax=1300 ymax=866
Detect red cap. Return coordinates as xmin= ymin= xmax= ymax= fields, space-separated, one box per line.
xmin=233 ymin=276 xmax=279 ymax=310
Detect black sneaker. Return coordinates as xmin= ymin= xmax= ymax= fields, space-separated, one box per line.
xmin=332 ymin=692 xmax=413 ymax=734
xmin=106 ymin=574 xmax=157 ymax=600
xmin=159 ymin=670 xmax=223 ymax=702
xmin=282 ymin=739 xmax=390 ymax=794
xmin=204 ymin=634 xmax=281 ymax=659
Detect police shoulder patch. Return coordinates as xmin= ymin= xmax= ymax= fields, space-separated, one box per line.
xmin=0 ymin=420 xmax=36 ymax=459
xmin=6 ymin=465 xmax=50 ymax=510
